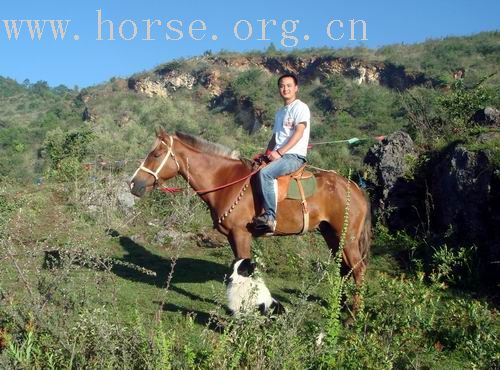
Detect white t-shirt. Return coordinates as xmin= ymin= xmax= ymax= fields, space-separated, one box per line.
xmin=273 ymin=99 xmax=310 ymax=157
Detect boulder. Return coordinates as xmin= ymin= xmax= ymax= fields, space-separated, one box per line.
xmin=365 ymin=134 xmax=500 ymax=282
xmin=80 ymin=176 xmax=135 ymax=216
xmin=432 ymin=146 xmax=491 ymax=239
xmin=431 ymin=145 xmax=500 ymax=282
xmin=431 ymin=144 xmax=499 ymax=281
xmin=471 ymin=107 xmax=500 ymax=126
xmin=365 ymin=131 xmax=415 ymax=197
xmin=116 ymin=187 xmax=136 ymax=214
xmin=364 ymin=131 xmax=419 ymax=230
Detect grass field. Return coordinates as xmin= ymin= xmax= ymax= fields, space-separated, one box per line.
xmin=1 ymin=31 xmax=499 ymax=368
xmin=1 ymin=170 xmax=498 ymax=369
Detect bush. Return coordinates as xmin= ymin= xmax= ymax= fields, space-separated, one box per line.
xmin=438 ymin=79 xmax=493 ymax=130
xmin=230 ymin=69 xmax=280 ymax=127
xmin=43 ymin=127 xmax=94 ymax=180
xmin=335 ymin=272 xmax=498 ymax=369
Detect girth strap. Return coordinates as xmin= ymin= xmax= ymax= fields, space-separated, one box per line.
xmin=295 ymin=178 xmax=309 ymax=234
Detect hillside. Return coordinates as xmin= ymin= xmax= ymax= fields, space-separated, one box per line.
xmin=0 ymin=31 xmax=499 ymax=368
xmin=0 ymin=31 xmax=499 ymax=179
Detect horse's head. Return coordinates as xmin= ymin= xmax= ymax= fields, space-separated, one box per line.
xmin=129 ymin=128 xmax=180 ymax=197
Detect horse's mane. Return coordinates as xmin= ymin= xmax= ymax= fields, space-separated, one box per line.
xmin=175 ymin=131 xmax=241 ymax=160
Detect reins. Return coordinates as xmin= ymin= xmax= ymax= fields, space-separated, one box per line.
xmin=159 ymin=167 xmax=261 ymax=195
xmin=138 ymin=134 xmax=263 ymax=194
xmin=132 ymin=134 xmax=264 ymax=224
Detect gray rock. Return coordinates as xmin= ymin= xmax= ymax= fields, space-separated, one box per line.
xmin=117 ymin=191 xmax=135 ymax=211
xmin=431 ymin=144 xmax=499 ymax=282
xmin=431 ymin=146 xmax=493 ymax=241
xmin=364 ymin=131 xmax=420 ymax=230
xmin=116 ymin=181 xmax=135 ymax=213
xmin=472 ymin=107 xmax=500 ymax=126
xmin=476 ymin=131 xmax=500 ymax=144
xmin=365 ymin=131 xmax=416 ymax=198
xmin=365 ymin=133 xmax=500 ymax=282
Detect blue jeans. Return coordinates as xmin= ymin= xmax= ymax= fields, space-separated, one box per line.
xmin=258 ymin=154 xmax=306 ymax=220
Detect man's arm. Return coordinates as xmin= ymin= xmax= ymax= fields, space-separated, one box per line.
xmin=266 ymin=135 xmax=276 ymax=153
xmin=268 ymin=122 xmax=306 ymax=161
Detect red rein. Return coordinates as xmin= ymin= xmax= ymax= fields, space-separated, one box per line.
xmin=159 ymin=167 xmax=261 ymax=195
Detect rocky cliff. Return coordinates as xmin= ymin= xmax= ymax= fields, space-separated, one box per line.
xmin=365 ymin=133 xmax=500 ymax=283
xmin=127 ymin=55 xmax=440 ymax=100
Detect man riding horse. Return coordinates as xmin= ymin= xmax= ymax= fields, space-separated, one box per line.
xmin=253 ymin=73 xmax=311 ymax=233
xmin=129 ymin=73 xmax=371 ymax=316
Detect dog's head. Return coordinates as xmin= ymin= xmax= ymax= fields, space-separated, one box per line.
xmin=228 ymin=258 xmax=256 ymax=284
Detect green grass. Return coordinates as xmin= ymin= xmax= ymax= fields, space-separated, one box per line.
xmin=0 ymin=175 xmax=498 ymax=369
xmin=1 ymin=31 xmax=499 ymax=368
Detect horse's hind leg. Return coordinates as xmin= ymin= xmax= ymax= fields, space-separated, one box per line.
xmin=319 ymin=221 xmax=340 ymax=255
xmin=343 ymin=241 xmax=366 ymax=315
xmin=319 ymin=221 xmax=366 ymax=315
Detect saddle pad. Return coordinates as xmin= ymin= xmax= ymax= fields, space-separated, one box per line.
xmin=285 ymin=176 xmax=317 ymax=200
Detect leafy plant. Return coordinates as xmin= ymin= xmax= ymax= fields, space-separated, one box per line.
xmin=438 ymin=78 xmax=493 ymax=130
xmin=430 ymin=244 xmax=477 ymax=286
xmin=43 ymin=127 xmax=94 ymax=180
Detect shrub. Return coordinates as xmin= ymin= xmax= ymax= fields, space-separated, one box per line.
xmin=43 ymin=127 xmax=94 ymax=180
xmin=438 ymin=79 xmax=493 ymax=130
xmin=230 ymin=69 xmax=280 ymax=127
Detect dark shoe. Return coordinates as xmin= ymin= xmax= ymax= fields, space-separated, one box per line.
xmin=253 ymin=213 xmax=276 ymax=233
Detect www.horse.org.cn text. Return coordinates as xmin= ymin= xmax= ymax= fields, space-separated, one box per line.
xmin=0 ymin=9 xmax=368 ymax=46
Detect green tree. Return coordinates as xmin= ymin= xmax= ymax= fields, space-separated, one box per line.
xmin=43 ymin=128 xmax=94 ymax=181
xmin=438 ymin=79 xmax=492 ymax=129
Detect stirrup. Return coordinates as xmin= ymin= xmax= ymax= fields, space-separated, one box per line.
xmin=253 ymin=219 xmax=276 ymax=233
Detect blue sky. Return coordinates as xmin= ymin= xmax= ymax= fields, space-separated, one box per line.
xmin=0 ymin=0 xmax=498 ymax=88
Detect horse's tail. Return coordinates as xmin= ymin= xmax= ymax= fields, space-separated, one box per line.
xmin=359 ymin=193 xmax=372 ymax=261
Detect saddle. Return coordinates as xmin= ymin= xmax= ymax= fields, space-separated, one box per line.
xmin=274 ymin=164 xmax=317 ymax=234
xmin=276 ymin=164 xmax=315 ymax=203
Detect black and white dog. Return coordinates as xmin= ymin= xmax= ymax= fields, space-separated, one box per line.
xmin=226 ymin=258 xmax=285 ymax=316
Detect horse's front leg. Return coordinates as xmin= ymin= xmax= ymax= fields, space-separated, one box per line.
xmin=228 ymin=229 xmax=252 ymax=259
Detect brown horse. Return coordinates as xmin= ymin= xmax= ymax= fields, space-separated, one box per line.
xmin=129 ymin=128 xmax=372 ymax=310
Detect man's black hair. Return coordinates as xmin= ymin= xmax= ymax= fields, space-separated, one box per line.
xmin=278 ymin=73 xmax=298 ymax=86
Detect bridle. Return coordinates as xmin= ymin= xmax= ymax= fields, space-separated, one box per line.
xmin=130 ymin=135 xmax=180 ymax=187
xmin=130 ymin=133 xmax=265 ymax=225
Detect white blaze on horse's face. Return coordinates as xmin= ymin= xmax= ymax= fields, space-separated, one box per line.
xmin=129 ymin=135 xmax=180 ymax=197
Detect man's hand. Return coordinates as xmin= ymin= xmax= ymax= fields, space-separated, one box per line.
xmin=268 ymin=151 xmax=282 ymax=161
xmin=252 ymin=153 xmax=270 ymax=165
